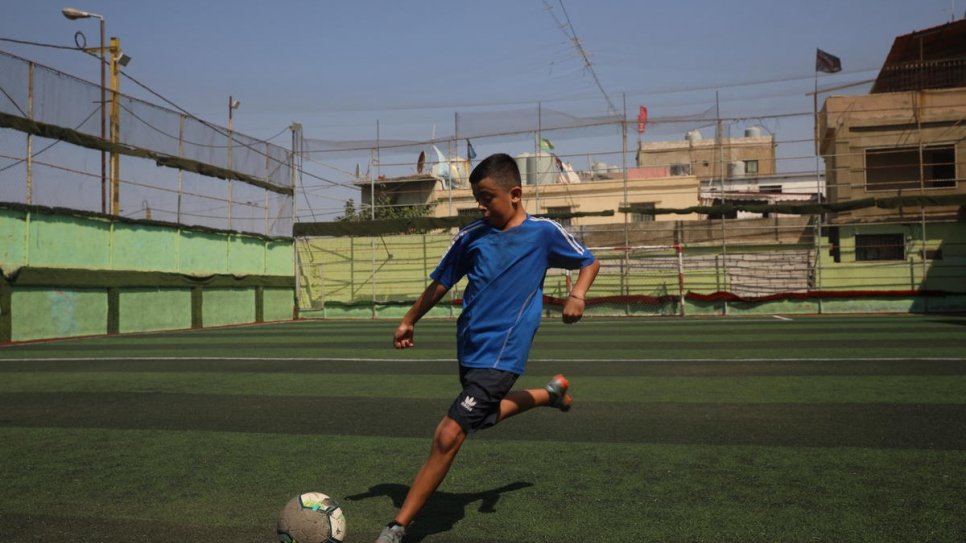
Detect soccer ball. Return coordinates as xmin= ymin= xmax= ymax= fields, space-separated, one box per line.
xmin=276 ymin=492 xmax=347 ymax=543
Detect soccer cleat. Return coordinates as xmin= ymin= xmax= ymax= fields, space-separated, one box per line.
xmin=375 ymin=523 xmax=406 ymax=543
xmin=544 ymin=373 xmax=573 ymax=412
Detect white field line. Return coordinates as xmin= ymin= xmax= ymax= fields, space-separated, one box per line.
xmin=772 ymin=315 xmax=794 ymax=321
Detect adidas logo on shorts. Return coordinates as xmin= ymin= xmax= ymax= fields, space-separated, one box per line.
xmin=460 ymin=396 xmax=477 ymax=412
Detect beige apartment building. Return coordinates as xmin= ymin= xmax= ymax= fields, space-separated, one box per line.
xmin=818 ymin=19 xmax=966 ymax=224
xmin=355 ymin=170 xmax=702 ymax=227
xmin=430 ymin=172 xmax=702 ymax=226
xmin=356 ymin=130 xmax=782 ymax=228
xmin=636 ymin=127 xmax=777 ymax=179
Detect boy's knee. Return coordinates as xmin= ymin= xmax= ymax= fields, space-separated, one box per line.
xmin=433 ymin=417 xmax=466 ymax=454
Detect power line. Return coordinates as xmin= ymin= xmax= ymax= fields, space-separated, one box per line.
xmin=544 ymin=0 xmax=619 ymax=118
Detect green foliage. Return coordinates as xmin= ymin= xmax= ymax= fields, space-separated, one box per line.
xmin=337 ymin=185 xmax=437 ymax=222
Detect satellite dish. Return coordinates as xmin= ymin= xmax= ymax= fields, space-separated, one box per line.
xmin=416 ymin=151 xmax=426 ymax=174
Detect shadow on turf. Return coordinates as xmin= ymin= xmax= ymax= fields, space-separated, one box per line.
xmin=346 ymin=481 xmax=534 ymax=542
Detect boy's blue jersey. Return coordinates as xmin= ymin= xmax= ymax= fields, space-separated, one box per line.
xmin=430 ymin=215 xmax=596 ymax=375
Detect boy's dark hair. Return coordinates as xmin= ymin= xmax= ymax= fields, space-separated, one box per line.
xmin=469 ymin=153 xmax=521 ymax=190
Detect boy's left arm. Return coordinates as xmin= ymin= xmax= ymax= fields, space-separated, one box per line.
xmin=562 ymin=259 xmax=600 ymax=324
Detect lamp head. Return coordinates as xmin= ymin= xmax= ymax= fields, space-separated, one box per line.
xmin=117 ymin=52 xmax=132 ymax=66
xmin=230 ymin=98 xmax=241 ymax=109
xmin=62 ymin=7 xmax=101 ymax=20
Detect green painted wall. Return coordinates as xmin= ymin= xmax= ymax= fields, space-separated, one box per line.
xmin=818 ymin=223 xmax=966 ymax=292
xmin=296 ymin=221 xmax=966 ymax=318
xmin=229 ymin=235 xmax=268 ymax=275
xmin=28 ymin=214 xmax=112 ymax=270
xmin=119 ymin=288 xmax=193 ymax=333
xmin=12 ymin=288 xmax=108 ymax=341
xmin=180 ymin=230 xmax=230 ymax=274
xmin=1 ymin=207 xmax=292 ymax=276
xmin=266 ymin=240 xmax=294 ymax=276
xmin=113 ymin=224 xmax=180 ymax=272
xmin=0 ymin=206 xmax=295 ymax=342
xmin=0 ymin=208 xmax=27 ymax=267
xmin=203 ymin=288 xmax=256 ymax=327
xmin=263 ymin=287 xmax=294 ymax=322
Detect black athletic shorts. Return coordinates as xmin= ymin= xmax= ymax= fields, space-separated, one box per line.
xmin=447 ymin=366 xmax=519 ymax=434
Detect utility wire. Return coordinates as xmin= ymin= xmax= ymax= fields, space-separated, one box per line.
xmin=0 ymin=104 xmax=100 ymax=173
xmin=544 ymin=0 xmax=619 ymax=118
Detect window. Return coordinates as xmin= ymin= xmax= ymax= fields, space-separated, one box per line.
xmin=865 ymin=145 xmax=956 ymax=191
xmin=759 ymin=184 xmax=782 ymax=193
xmin=630 ymin=202 xmax=656 ymax=223
xmin=670 ymin=163 xmax=691 ymax=176
xmin=457 ymin=208 xmax=479 ymax=217
xmin=545 ymin=206 xmax=572 ymax=227
xmin=828 ymin=227 xmax=841 ymax=263
xmin=745 ymin=160 xmax=759 ymax=174
xmin=855 ymin=233 xmax=904 ymax=261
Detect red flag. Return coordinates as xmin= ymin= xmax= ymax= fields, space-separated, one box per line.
xmin=637 ymin=106 xmax=648 ymax=134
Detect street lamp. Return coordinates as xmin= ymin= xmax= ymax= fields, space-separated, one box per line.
xmin=62 ymin=7 xmax=106 ymax=214
xmin=228 ymin=96 xmax=240 ymax=131
xmin=227 ymin=96 xmax=240 ymax=229
xmin=63 ymin=7 xmax=130 ymax=215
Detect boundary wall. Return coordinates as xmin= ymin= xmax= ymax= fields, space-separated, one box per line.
xmin=296 ymin=219 xmax=966 ymax=319
xmin=0 ymin=204 xmax=294 ymax=343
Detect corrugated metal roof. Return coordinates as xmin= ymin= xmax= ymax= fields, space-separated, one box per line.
xmin=872 ymin=19 xmax=966 ymax=93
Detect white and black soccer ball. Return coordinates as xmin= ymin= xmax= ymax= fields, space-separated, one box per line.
xmin=276 ymin=492 xmax=347 ymax=543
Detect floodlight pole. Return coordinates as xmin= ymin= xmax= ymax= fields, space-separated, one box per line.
xmin=98 ymin=18 xmax=106 ymax=214
xmin=109 ymin=36 xmax=122 ymax=215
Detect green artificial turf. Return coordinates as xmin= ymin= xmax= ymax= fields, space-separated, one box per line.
xmin=1 ymin=314 xmax=965 ymax=542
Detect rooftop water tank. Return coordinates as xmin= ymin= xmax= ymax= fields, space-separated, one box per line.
xmin=515 ymin=153 xmax=533 ymax=185
xmin=744 ymin=126 xmax=763 ymax=138
xmin=531 ymin=151 xmax=556 ymax=185
xmin=728 ymin=160 xmax=745 ymax=177
xmin=591 ymin=161 xmax=613 ymax=179
xmin=686 ymin=129 xmax=703 ymax=142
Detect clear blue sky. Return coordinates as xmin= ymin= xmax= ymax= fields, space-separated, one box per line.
xmin=2 ymin=0 xmax=960 ymax=218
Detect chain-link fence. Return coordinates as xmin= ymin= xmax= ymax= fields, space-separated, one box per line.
xmin=0 ymin=50 xmax=293 ymax=237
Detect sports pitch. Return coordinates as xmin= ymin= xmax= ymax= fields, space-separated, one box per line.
xmin=1 ymin=314 xmax=964 ymax=542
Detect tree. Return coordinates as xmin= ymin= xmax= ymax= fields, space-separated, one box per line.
xmin=337 ymin=199 xmax=358 ymax=222
xmin=337 ymin=185 xmax=436 ymax=222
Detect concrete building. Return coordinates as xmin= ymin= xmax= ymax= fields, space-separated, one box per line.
xmin=818 ymin=19 xmax=966 ymax=224
xmin=699 ymin=172 xmax=825 ymax=219
xmin=354 ymin=157 xmax=704 ymax=227
xmin=636 ymin=127 xmax=777 ymax=180
xmin=429 ymin=172 xmax=703 ymax=226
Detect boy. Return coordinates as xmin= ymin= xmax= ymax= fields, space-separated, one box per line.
xmin=376 ymin=153 xmax=600 ymax=543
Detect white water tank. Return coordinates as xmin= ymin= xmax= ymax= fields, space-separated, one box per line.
xmin=532 ymin=151 xmax=556 ymax=185
xmin=744 ymin=126 xmax=763 ymax=138
xmin=728 ymin=160 xmax=746 ymax=177
xmin=591 ymin=161 xmax=613 ymax=179
xmin=515 ymin=152 xmax=557 ymax=185
xmin=686 ymin=129 xmax=703 ymax=143
xmin=515 ymin=153 xmax=533 ymax=185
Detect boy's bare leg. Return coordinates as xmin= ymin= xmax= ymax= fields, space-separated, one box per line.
xmin=393 ymin=416 xmax=466 ymax=527
xmin=498 ymin=384 xmax=572 ymax=422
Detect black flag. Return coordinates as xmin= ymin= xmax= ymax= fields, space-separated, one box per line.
xmin=816 ymin=48 xmax=842 ymax=73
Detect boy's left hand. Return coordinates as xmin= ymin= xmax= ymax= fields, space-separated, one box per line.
xmin=394 ymin=322 xmax=416 ymax=348
xmin=562 ymin=297 xmax=585 ymax=324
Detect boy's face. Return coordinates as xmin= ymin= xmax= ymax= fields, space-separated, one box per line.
xmin=472 ymin=177 xmax=522 ymax=229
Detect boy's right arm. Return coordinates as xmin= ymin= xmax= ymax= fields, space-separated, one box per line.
xmin=394 ymin=280 xmax=450 ymax=349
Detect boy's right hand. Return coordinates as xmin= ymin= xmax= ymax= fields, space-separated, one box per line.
xmin=394 ymin=322 xmax=415 ymax=349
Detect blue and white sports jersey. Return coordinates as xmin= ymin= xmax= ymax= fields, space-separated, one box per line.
xmin=431 ymin=215 xmax=596 ymax=375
